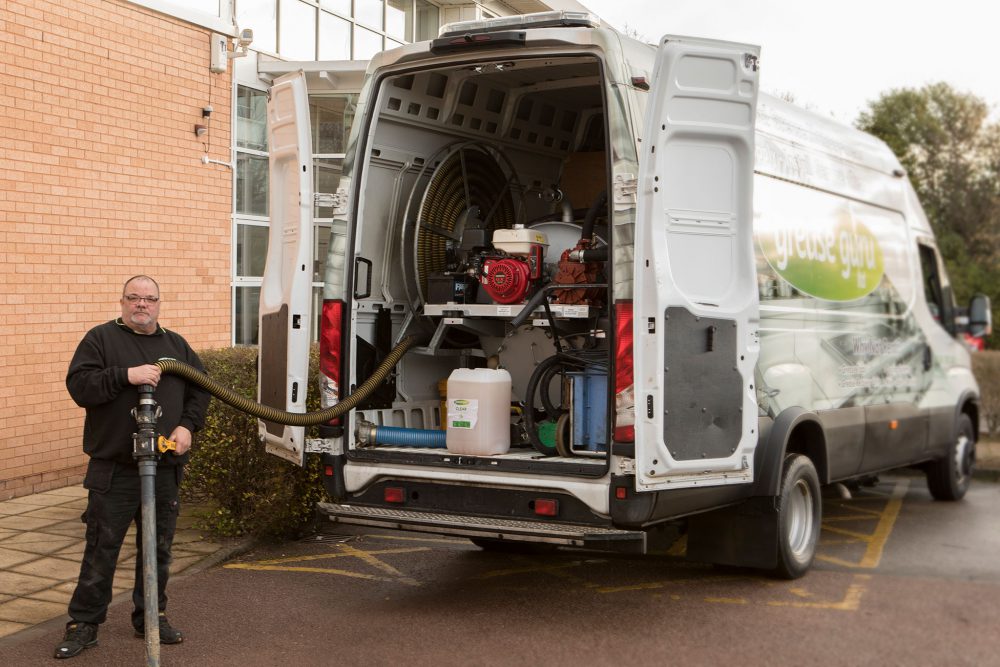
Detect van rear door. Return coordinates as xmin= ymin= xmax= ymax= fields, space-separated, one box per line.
xmin=258 ymin=70 xmax=313 ymax=466
xmin=632 ymin=36 xmax=761 ymax=490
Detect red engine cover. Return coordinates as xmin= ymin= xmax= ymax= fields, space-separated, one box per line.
xmin=481 ymin=257 xmax=531 ymax=304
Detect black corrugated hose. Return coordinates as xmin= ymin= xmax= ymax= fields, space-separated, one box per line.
xmin=155 ymin=335 xmax=418 ymax=427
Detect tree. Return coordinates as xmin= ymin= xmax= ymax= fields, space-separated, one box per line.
xmin=857 ymin=83 xmax=1000 ymax=345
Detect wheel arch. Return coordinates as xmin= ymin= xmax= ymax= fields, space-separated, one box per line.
xmin=752 ymin=407 xmax=829 ymax=496
xmin=956 ymin=390 xmax=980 ymax=442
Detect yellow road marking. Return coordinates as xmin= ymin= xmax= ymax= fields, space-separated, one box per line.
xmin=246 ymin=546 xmax=429 ymax=566
xmin=766 ymin=575 xmax=869 ymax=611
xmin=705 ymin=597 xmax=748 ymax=605
xmin=816 ymin=478 xmax=909 ymax=570
xmin=224 ymin=563 xmax=388 ymax=581
xmin=336 ymin=542 xmax=422 ymax=586
xmin=225 ymin=543 xmax=428 ymax=586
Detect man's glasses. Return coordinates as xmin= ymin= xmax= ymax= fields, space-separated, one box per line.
xmin=123 ymin=294 xmax=160 ymax=304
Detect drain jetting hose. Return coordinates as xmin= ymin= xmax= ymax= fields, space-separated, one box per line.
xmin=154 ymin=335 xmax=418 ymax=426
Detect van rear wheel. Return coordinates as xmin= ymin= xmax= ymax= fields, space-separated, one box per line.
xmin=926 ymin=413 xmax=975 ymax=501
xmin=774 ymin=454 xmax=821 ymax=579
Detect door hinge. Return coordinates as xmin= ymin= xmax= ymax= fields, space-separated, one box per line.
xmin=315 ymin=188 xmax=348 ymax=215
xmin=305 ymin=437 xmax=341 ymax=455
xmin=613 ymin=173 xmax=637 ymax=205
xmin=617 ymin=457 xmax=636 ymax=475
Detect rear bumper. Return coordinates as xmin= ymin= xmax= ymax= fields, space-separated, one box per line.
xmin=318 ymin=502 xmax=647 ymax=554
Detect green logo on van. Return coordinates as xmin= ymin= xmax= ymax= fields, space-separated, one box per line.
xmin=454 ymin=399 xmax=469 ymax=406
xmin=758 ymin=217 xmax=885 ymax=301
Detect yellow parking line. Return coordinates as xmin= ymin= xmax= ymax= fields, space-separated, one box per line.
xmin=816 ymin=478 xmax=909 ymax=570
xmin=766 ymin=575 xmax=869 ymax=611
xmin=336 ymin=543 xmax=422 ymax=586
xmin=224 ymin=563 xmax=387 ymax=581
xmin=247 ymin=546 xmax=429 ymax=566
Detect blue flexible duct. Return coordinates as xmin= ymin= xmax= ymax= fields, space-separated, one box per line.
xmin=374 ymin=425 xmax=447 ymax=448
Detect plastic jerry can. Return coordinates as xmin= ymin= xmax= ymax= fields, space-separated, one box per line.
xmin=445 ymin=368 xmax=511 ymax=455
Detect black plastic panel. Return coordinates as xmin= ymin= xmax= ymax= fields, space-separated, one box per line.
xmin=259 ymin=305 xmax=288 ymax=439
xmin=663 ymin=307 xmax=742 ymax=460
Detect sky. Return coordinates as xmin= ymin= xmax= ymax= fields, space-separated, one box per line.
xmin=577 ymin=0 xmax=1000 ymax=124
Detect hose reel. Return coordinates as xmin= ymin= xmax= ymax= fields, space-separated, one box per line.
xmin=401 ymin=142 xmax=522 ymax=308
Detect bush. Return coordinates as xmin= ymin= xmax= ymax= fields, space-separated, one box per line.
xmin=972 ymin=350 xmax=1000 ymax=437
xmin=180 ymin=345 xmax=327 ymax=540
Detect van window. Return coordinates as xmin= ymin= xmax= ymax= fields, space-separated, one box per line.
xmin=918 ymin=242 xmax=946 ymax=322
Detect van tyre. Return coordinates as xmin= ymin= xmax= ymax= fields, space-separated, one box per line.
xmin=926 ymin=413 xmax=975 ymax=501
xmin=774 ymin=454 xmax=821 ymax=579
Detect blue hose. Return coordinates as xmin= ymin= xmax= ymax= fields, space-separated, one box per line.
xmin=374 ymin=425 xmax=447 ymax=448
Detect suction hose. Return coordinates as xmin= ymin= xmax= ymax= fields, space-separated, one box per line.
xmin=155 ymin=335 xmax=419 ymax=427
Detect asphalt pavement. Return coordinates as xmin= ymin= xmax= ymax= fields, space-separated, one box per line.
xmin=0 ymin=439 xmax=996 ymax=663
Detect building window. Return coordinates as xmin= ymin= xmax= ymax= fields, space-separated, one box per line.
xmin=236 ymin=0 xmax=440 ymax=59
xmin=234 ymin=85 xmax=270 ymax=345
xmin=236 ymin=0 xmax=278 ymax=54
xmin=230 ymin=1 xmax=441 ymax=343
xmin=232 ymin=87 xmax=358 ymax=345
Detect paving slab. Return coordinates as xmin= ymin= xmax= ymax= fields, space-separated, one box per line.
xmin=0 ymin=503 xmax=49 ymax=517
xmin=0 ymin=515 xmax=65 ymax=532
xmin=37 ymin=487 xmax=88 ymax=500
xmin=23 ymin=588 xmax=74 ymax=604
xmin=0 ymin=597 xmax=66 ymax=624
xmin=0 ymin=534 xmax=78 ymax=555
xmin=0 ymin=548 xmax=37 ymax=570
xmin=0 ymin=571 xmax=60 ymax=597
xmin=0 ymin=620 xmax=30 ymax=640
xmin=10 ymin=556 xmax=82 ymax=582
xmin=21 ymin=507 xmax=85 ymax=521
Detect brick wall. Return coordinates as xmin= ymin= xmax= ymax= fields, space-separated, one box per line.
xmin=0 ymin=0 xmax=234 ymax=498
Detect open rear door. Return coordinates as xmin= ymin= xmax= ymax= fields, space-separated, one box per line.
xmin=258 ymin=71 xmax=313 ymax=466
xmin=633 ymin=36 xmax=761 ymax=490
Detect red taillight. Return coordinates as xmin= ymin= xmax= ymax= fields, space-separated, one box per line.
xmin=319 ymin=299 xmax=344 ymax=424
xmin=324 ymin=465 xmax=334 ymax=477
xmin=615 ymin=486 xmax=627 ymax=500
xmin=614 ymin=301 xmax=635 ymax=442
xmin=384 ymin=487 xmax=405 ymax=504
xmin=533 ymin=498 xmax=559 ymax=517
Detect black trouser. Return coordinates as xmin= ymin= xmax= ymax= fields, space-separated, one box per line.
xmin=68 ymin=460 xmax=182 ymax=628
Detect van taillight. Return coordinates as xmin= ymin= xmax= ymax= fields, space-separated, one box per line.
xmin=614 ymin=300 xmax=635 ymax=442
xmin=319 ymin=299 xmax=344 ymax=422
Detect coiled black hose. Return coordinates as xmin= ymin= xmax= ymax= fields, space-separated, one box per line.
xmin=155 ymin=335 xmax=418 ymax=426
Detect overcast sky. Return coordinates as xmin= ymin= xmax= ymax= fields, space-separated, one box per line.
xmin=578 ymin=0 xmax=999 ymax=124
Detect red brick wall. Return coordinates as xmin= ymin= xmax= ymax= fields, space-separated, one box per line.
xmin=0 ymin=0 xmax=234 ymax=498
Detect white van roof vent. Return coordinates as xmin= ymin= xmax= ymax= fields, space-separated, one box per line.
xmin=438 ymin=11 xmax=600 ymax=38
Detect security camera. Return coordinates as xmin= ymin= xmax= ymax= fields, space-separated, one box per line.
xmin=237 ymin=28 xmax=253 ymax=49
xmin=229 ymin=27 xmax=254 ymax=59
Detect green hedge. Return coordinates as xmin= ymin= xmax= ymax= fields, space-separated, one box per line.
xmin=973 ymin=350 xmax=1000 ymax=437
xmin=180 ymin=345 xmax=327 ymax=540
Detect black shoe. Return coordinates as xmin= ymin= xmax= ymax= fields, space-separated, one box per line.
xmin=54 ymin=622 xmax=98 ymax=659
xmin=134 ymin=612 xmax=184 ymax=644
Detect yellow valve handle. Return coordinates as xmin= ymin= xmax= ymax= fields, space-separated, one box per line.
xmin=157 ymin=435 xmax=177 ymax=454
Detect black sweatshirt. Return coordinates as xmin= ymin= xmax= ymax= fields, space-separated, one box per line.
xmin=66 ymin=319 xmax=210 ymax=467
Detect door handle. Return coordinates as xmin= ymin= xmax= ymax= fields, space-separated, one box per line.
xmin=354 ymin=257 xmax=373 ymax=299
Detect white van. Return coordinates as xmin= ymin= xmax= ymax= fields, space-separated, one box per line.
xmin=259 ymin=12 xmax=992 ymax=578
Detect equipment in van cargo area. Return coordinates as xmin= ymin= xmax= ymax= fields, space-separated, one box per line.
xmin=258 ymin=12 xmax=990 ymax=578
xmin=446 ymin=368 xmax=512 ymax=455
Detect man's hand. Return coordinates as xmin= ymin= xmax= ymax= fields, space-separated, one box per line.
xmin=169 ymin=426 xmax=193 ymax=455
xmin=128 ymin=364 xmax=161 ymax=387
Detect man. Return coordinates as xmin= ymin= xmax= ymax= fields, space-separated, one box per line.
xmin=55 ymin=276 xmax=210 ymax=659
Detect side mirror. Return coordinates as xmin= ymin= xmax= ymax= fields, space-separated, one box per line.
xmin=968 ymin=294 xmax=992 ymax=338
